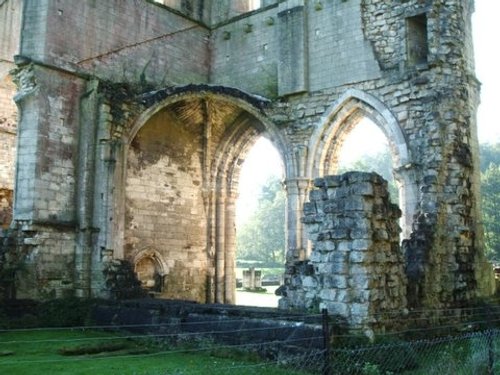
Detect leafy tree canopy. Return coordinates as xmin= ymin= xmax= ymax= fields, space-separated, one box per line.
xmin=237 ymin=176 xmax=285 ymax=266
xmin=235 ymin=143 xmax=500 ymax=264
xmin=337 ymin=150 xmax=398 ymax=201
xmin=480 ymin=142 xmax=500 ymax=172
xmin=477 ymin=142 xmax=500 ymax=260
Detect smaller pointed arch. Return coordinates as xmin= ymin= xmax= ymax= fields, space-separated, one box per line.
xmin=307 ymin=88 xmax=410 ymax=178
xmin=307 ymin=89 xmax=416 ymax=238
xmin=133 ymin=248 xmax=168 ymax=292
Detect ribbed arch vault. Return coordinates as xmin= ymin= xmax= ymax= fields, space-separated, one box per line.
xmin=114 ymin=87 xmax=288 ymax=304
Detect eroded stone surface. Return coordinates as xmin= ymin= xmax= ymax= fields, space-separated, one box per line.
xmin=281 ymin=172 xmax=407 ymax=331
xmin=0 ymin=1 xmax=493 ymax=313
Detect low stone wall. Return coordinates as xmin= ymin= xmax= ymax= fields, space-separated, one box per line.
xmin=281 ymin=172 xmax=408 ymax=332
xmin=91 ymin=299 xmax=324 ymax=353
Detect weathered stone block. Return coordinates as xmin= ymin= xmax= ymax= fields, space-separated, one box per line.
xmin=302 ymin=276 xmax=318 ymax=288
xmin=319 ymin=288 xmax=336 ymax=301
xmin=352 ymin=239 xmax=372 ymax=251
xmin=325 ymin=275 xmax=347 ymax=289
xmin=351 ymin=227 xmax=371 ymax=239
xmin=349 ymin=251 xmax=367 ymax=263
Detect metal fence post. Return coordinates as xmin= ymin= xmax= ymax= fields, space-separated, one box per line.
xmin=484 ymin=304 xmax=495 ymax=375
xmin=322 ymin=308 xmax=331 ymax=375
xmin=485 ymin=329 xmax=494 ymax=375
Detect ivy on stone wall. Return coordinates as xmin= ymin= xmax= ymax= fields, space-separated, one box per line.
xmin=103 ymin=260 xmax=147 ymax=300
xmin=0 ymin=228 xmax=27 ymax=300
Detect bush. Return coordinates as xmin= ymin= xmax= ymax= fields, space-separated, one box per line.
xmin=37 ymin=297 xmax=96 ymax=327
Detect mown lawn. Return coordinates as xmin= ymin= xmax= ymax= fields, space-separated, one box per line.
xmin=0 ymin=329 xmax=303 ymax=375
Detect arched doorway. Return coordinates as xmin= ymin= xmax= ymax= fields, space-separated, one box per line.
xmin=116 ymin=88 xmax=289 ymax=304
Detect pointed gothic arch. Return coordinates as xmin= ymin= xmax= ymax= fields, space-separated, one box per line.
xmin=308 ymin=89 xmax=416 ymax=237
xmin=133 ymin=248 xmax=168 ymax=292
xmin=107 ymin=86 xmax=290 ymax=304
xmin=210 ymin=115 xmax=286 ymax=303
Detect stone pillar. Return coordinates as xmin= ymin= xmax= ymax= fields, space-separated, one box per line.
xmin=224 ymin=190 xmax=237 ymax=304
xmin=11 ymin=61 xmax=86 ymax=298
xmin=89 ymin=100 xmax=124 ymax=298
xmin=215 ymin=185 xmax=226 ymax=303
xmin=284 ymin=177 xmax=311 ymax=263
xmin=74 ymin=80 xmax=99 ymax=298
xmin=243 ymin=267 xmax=262 ymax=289
xmin=393 ymin=164 xmax=418 ymax=240
xmin=283 ymin=172 xmax=407 ymax=332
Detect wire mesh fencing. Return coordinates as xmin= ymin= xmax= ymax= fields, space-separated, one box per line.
xmin=329 ymin=330 xmax=499 ymax=374
xmin=1 ymin=304 xmax=500 ymax=374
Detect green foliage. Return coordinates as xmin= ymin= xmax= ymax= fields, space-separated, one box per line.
xmin=58 ymin=342 xmax=129 ymax=356
xmin=0 ymin=230 xmax=27 ymax=300
xmin=481 ymin=163 xmax=500 ymax=260
xmin=237 ymin=176 xmax=285 ymax=266
xmin=37 ymin=297 xmax=96 ymax=327
xmin=337 ymin=150 xmax=398 ymax=202
xmin=0 ymin=298 xmax=97 ymax=329
xmin=477 ymin=142 xmax=500 ymax=260
xmin=362 ymin=363 xmax=384 ymax=375
xmin=479 ymin=142 xmax=500 ymax=172
xmin=243 ymin=287 xmax=267 ymax=293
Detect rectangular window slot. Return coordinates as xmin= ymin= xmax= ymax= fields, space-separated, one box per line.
xmin=406 ymin=14 xmax=428 ymax=66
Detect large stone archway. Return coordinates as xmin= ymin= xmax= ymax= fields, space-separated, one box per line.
xmin=106 ymin=88 xmax=289 ymax=304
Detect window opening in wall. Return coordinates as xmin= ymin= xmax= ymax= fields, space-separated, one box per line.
xmin=406 ymin=13 xmax=428 ymax=66
xmin=235 ymin=137 xmax=284 ymax=307
xmin=153 ymin=0 xmax=178 ymax=7
xmin=248 ymin=0 xmax=261 ymax=11
xmin=337 ymin=118 xmax=397 ymax=202
xmin=135 ymin=257 xmax=163 ymax=294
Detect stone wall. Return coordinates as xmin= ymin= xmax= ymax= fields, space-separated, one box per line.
xmin=125 ymin=107 xmax=208 ymax=302
xmin=21 ymin=0 xmax=210 ymax=87
xmin=282 ymin=172 xmax=407 ymax=331
xmin=152 ymin=0 xmax=208 ymax=24
xmin=0 ymin=0 xmax=22 ymax=228
xmin=13 ymin=223 xmax=77 ymax=299
xmin=0 ymin=0 xmax=22 ymax=61
xmin=12 ymin=63 xmax=87 ymax=223
xmin=211 ymin=5 xmax=279 ymax=98
xmin=1 ymin=0 xmax=492 ymax=310
xmin=211 ymin=0 xmax=383 ymax=98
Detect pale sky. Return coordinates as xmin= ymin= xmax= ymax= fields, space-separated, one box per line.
xmin=473 ymin=0 xmax=500 ymax=143
xmin=236 ymin=1 xmax=498 ymax=223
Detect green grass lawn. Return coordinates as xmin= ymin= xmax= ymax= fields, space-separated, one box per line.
xmin=0 ymin=329 xmax=305 ymax=375
xmin=3 ymin=325 xmax=498 ymax=374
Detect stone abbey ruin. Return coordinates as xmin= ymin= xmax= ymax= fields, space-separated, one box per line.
xmin=0 ymin=0 xmax=495 ymax=329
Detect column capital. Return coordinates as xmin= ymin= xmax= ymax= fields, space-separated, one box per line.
xmin=393 ymin=162 xmax=418 ymax=182
xmin=284 ymin=177 xmax=312 ymax=192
